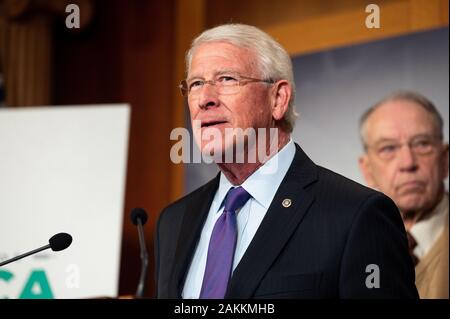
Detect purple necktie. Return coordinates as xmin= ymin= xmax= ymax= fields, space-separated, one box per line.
xmin=199 ymin=186 xmax=251 ymax=299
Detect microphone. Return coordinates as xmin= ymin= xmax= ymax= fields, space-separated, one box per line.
xmin=130 ymin=208 xmax=149 ymax=298
xmin=0 ymin=233 xmax=72 ymax=267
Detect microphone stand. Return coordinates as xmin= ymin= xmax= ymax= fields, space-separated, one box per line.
xmin=0 ymin=244 xmax=50 ymax=267
xmin=135 ymin=217 xmax=148 ymax=298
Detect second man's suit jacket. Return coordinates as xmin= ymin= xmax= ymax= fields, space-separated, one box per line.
xmin=155 ymin=144 xmax=418 ymax=298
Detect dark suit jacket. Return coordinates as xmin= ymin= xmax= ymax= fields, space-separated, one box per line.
xmin=155 ymin=144 xmax=418 ymax=298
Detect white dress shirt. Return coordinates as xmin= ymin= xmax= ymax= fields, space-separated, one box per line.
xmin=182 ymin=139 xmax=296 ymax=298
xmin=410 ymin=193 xmax=449 ymax=259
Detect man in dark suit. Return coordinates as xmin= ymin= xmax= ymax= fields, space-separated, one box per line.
xmin=155 ymin=23 xmax=418 ymax=299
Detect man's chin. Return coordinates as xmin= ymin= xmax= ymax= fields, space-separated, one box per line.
xmin=202 ymin=149 xmax=223 ymax=161
xmin=396 ymin=194 xmax=427 ymax=213
xmin=199 ymin=142 xmax=241 ymax=163
xmin=198 ymin=141 xmax=225 ymax=161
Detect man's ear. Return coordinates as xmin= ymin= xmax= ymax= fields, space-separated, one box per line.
xmin=359 ymin=154 xmax=376 ymax=188
xmin=271 ymin=80 xmax=291 ymax=121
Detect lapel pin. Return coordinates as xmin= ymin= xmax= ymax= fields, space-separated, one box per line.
xmin=282 ymin=198 xmax=292 ymax=208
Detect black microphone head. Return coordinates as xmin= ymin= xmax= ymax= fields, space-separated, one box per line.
xmin=130 ymin=208 xmax=148 ymax=226
xmin=49 ymin=233 xmax=72 ymax=251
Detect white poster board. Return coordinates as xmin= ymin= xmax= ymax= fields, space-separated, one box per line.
xmin=0 ymin=104 xmax=130 ymax=299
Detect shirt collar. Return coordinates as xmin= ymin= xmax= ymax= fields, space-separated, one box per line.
xmin=410 ymin=192 xmax=449 ymax=258
xmin=211 ymin=139 xmax=296 ymax=213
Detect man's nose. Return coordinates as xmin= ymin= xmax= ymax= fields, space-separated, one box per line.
xmin=398 ymin=145 xmax=418 ymax=172
xmin=197 ymin=83 xmax=220 ymax=110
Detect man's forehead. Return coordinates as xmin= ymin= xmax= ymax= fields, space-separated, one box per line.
xmin=366 ymin=100 xmax=436 ymax=139
xmin=189 ymin=42 xmax=256 ymax=75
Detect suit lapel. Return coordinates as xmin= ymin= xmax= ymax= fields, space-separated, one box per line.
xmin=227 ymin=144 xmax=318 ymax=298
xmin=169 ymin=175 xmax=220 ymax=298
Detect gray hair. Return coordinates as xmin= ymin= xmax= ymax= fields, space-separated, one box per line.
xmin=186 ymin=23 xmax=298 ymax=132
xmin=359 ymin=90 xmax=444 ymax=148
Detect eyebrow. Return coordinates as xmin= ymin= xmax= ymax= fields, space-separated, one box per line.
xmin=373 ymin=133 xmax=436 ymax=145
xmin=187 ymin=69 xmax=240 ymax=82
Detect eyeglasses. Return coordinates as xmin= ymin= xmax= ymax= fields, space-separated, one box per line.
xmin=366 ymin=135 xmax=442 ymax=160
xmin=179 ymin=73 xmax=274 ymax=97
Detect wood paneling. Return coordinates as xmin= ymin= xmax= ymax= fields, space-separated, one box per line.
xmin=170 ymin=0 xmax=205 ymax=201
xmin=205 ymin=0 xmax=392 ymax=29
xmin=202 ymin=0 xmax=448 ymax=56
xmin=266 ymin=0 xmax=449 ymax=56
xmin=2 ymin=15 xmax=52 ymax=106
xmin=118 ymin=0 xmax=175 ymax=298
xmin=410 ymin=0 xmax=448 ymax=31
xmin=54 ymin=0 xmax=175 ymax=297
